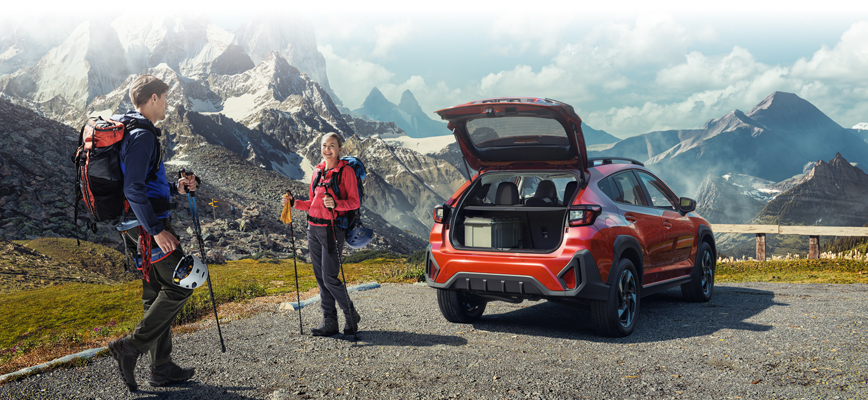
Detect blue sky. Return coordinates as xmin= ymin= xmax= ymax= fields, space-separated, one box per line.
xmin=9 ymin=0 xmax=868 ymax=138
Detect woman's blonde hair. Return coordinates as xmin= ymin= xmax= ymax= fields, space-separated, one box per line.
xmin=321 ymin=132 xmax=343 ymax=148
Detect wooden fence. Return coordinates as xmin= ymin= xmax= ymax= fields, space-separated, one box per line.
xmin=710 ymin=224 xmax=868 ymax=261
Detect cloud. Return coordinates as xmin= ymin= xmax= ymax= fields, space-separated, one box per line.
xmin=486 ymin=13 xmax=575 ymax=56
xmin=656 ymin=47 xmax=766 ymax=92
xmin=791 ymin=21 xmax=868 ymax=84
xmin=322 ymin=14 xmax=868 ymax=136
xmin=372 ymin=20 xmax=414 ymax=58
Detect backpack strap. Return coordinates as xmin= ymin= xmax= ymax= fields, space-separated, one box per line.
xmin=125 ymin=120 xmax=162 ymax=183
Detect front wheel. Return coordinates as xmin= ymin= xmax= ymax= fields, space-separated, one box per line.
xmin=591 ymin=258 xmax=639 ymax=337
xmin=437 ymin=289 xmax=486 ymax=323
xmin=681 ymin=241 xmax=715 ymax=302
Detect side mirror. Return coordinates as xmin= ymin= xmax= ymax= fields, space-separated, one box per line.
xmin=679 ymin=197 xmax=696 ymax=213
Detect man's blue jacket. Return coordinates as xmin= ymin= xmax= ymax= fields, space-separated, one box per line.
xmin=114 ymin=110 xmax=176 ymax=236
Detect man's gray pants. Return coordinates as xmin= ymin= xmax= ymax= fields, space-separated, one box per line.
xmin=307 ymin=224 xmax=352 ymax=319
xmin=122 ymin=217 xmax=193 ymax=367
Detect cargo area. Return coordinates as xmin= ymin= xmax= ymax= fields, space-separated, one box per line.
xmin=449 ymin=172 xmax=579 ymax=252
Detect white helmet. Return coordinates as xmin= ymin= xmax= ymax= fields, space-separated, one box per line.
xmin=173 ymin=255 xmax=208 ymax=289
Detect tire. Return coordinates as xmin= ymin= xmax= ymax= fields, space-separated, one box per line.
xmin=437 ymin=289 xmax=486 ymax=323
xmin=591 ymin=258 xmax=639 ymax=337
xmin=681 ymin=241 xmax=715 ymax=302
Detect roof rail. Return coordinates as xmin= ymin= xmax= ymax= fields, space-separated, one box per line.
xmin=587 ymin=157 xmax=645 ymax=166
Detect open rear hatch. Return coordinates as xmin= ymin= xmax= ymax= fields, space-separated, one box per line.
xmin=435 ymin=97 xmax=588 ymax=171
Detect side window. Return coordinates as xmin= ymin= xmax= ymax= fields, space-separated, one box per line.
xmin=609 ymin=172 xmax=647 ymax=206
xmin=636 ymin=171 xmax=676 ymax=210
xmin=598 ymin=178 xmax=616 ymax=200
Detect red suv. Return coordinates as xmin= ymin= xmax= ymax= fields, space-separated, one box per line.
xmin=425 ymin=97 xmax=716 ymax=337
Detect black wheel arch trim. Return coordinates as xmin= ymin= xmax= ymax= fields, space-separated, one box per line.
xmin=697 ymin=224 xmax=716 ymax=258
xmin=610 ymin=235 xmax=644 ymax=286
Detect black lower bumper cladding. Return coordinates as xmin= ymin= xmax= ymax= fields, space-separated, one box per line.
xmin=426 ymin=249 xmax=609 ymax=301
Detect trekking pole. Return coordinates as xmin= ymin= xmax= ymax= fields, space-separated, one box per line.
xmin=326 ymin=194 xmax=358 ymax=341
xmin=180 ymin=169 xmax=226 ymax=353
xmin=280 ymin=189 xmax=303 ymax=334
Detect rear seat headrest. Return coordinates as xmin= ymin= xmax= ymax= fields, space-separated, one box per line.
xmin=533 ymin=180 xmax=558 ymax=203
xmin=495 ymin=182 xmax=520 ymax=205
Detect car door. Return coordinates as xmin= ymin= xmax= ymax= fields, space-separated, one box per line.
xmin=606 ymin=171 xmax=668 ymax=284
xmin=635 ymin=171 xmax=696 ymax=281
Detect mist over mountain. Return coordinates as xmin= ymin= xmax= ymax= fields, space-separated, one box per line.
xmin=0 ymin=21 xmax=130 ymax=110
xmin=352 ymin=88 xmax=447 ymax=138
xmin=0 ymin=18 xmax=78 ymax=76
xmin=591 ymin=92 xmax=868 ymax=197
xmin=582 ymin=123 xmax=620 ymax=146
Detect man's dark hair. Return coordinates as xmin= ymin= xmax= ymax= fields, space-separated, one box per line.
xmin=129 ymin=75 xmax=169 ymax=108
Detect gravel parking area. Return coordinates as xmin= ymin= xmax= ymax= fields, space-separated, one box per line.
xmin=1 ymin=282 xmax=866 ymax=399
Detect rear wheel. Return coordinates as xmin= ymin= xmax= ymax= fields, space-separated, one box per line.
xmin=591 ymin=258 xmax=639 ymax=337
xmin=437 ymin=289 xmax=486 ymax=323
xmin=681 ymin=241 xmax=715 ymax=302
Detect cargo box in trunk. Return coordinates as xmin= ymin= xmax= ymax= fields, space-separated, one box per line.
xmin=464 ymin=216 xmax=523 ymax=248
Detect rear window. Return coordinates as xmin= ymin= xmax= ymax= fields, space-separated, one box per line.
xmin=466 ymin=116 xmax=568 ymax=149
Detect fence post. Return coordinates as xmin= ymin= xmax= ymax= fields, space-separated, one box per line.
xmin=809 ymin=235 xmax=819 ymax=259
xmin=756 ymin=233 xmax=766 ymax=261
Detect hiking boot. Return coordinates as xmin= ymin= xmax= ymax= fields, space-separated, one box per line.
xmin=149 ymin=361 xmax=195 ymax=386
xmin=310 ymin=317 xmax=339 ymax=336
xmin=343 ymin=307 xmax=361 ymax=335
xmin=108 ymin=338 xmax=141 ymax=392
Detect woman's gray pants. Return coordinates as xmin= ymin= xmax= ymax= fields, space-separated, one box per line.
xmin=307 ymin=224 xmax=352 ymax=319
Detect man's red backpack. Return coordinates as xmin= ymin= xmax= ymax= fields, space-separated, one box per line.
xmin=73 ymin=117 xmax=129 ymax=232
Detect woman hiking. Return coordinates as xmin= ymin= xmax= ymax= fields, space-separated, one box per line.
xmin=283 ymin=132 xmax=361 ymax=336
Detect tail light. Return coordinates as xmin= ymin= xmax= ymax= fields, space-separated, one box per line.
xmin=568 ymin=205 xmax=602 ymax=227
xmin=433 ymin=204 xmax=450 ymax=224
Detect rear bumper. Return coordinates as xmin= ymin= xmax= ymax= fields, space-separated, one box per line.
xmin=425 ymin=247 xmax=609 ymax=301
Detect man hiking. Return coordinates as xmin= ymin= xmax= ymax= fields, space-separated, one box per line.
xmin=107 ymin=75 xmax=199 ymax=392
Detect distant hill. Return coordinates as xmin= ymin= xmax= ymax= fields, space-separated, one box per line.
xmin=352 ymin=88 xmax=447 ymax=138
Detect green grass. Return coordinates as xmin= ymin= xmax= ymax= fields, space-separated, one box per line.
xmin=717 ymin=258 xmax=868 ymax=284
xmin=22 ymin=238 xmax=134 ymax=282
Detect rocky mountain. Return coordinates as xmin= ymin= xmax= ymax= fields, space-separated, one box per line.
xmin=0 ymin=21 xmax=130 ymax=115
xmin=233 ymin=15 xmax=339 ymax=106
xmin=693 ymin=175 xmax=768 ymax=224
xmin=343 ymin=136 xmax=466 ymax=236
xmin=590 ymin=92 xmax=868 ymax=196
xmin=0 ymin=96 xmax=426 ymax=259
xmin=0 ymin=98 xmax=80 ymax=241
xmin=353 ymin=88 xmax=447 ymax=138
xmin=112 ymin=15 xmax=253 ymax=80
xmin=753 ymin=153 xmax=868 ymax=227
xmin=86 ymin=64 xmax=223 ymax=122
xmin=206 ymin=52 xmax=351 ymax=136
xmin=344 ymin=115 xmax=407 ymax=139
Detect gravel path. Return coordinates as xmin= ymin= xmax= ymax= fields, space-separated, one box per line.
xmin=1 ymin=282 xmax=866 ymax=399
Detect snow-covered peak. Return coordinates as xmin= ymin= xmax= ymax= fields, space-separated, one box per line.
xmin=853 ymin=122 xmax=868 ymax=130
xmin=234 ymin=15 xmax=336 ymax=102
xmin=112 ymin=14 xmax=236 ymax=80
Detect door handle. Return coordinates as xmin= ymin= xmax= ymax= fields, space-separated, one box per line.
xmin=625 ymin=214 xmax=637 ymax=223
xmin=663 ymin=222 xmax=673 ymax=229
